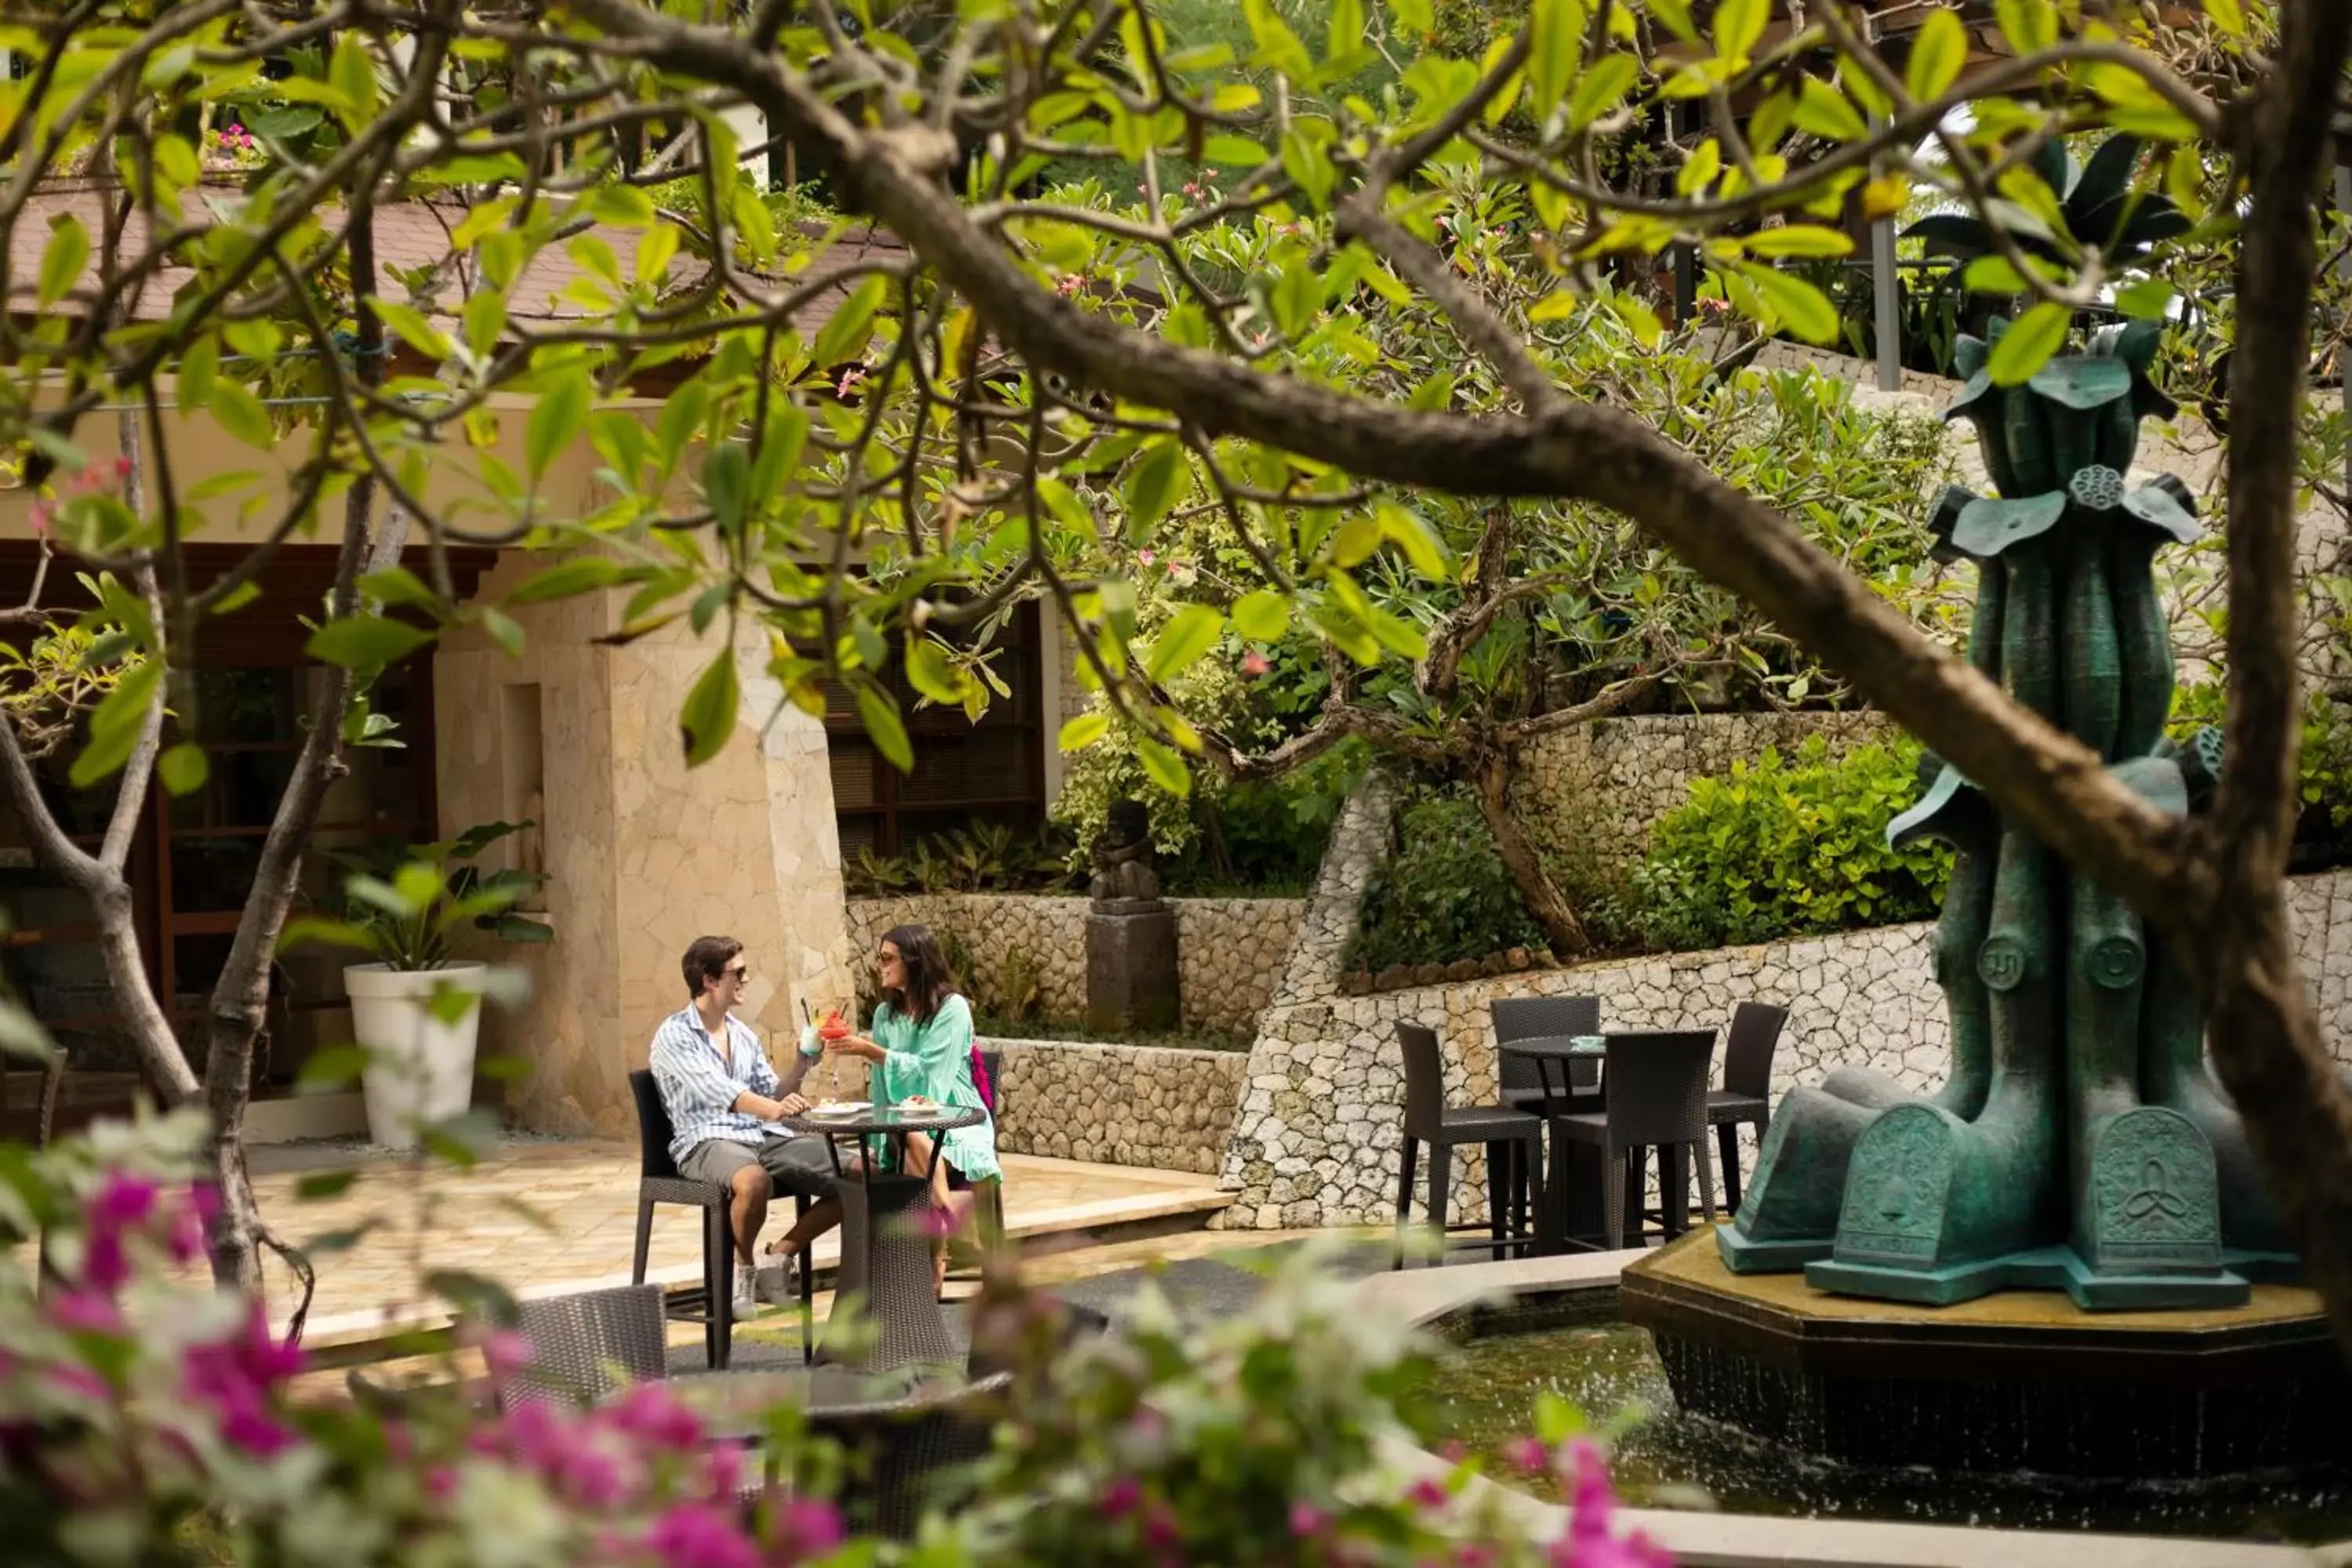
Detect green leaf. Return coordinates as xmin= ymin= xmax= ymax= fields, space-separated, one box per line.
xmin=368 ymin=298 xmax=450 ymax=361
xmin=1058 ymin=711 xmax=1109 ymax=752
xmin=1905 ymin=8 xmax=1967 ymax=101
xmin=1376 ymin=503 xmax=1450 ymax=580
xmin=297 ymin=1044 xmax=373 ymax=1090
xmin=37 ymin=216 xmax=89 ymax=308
xmin=296 ymin=1170 xmax=360 ymax=1200
xmin=1566 ymin=53 xmax=1639 ymax=132
xmin=2114 ymin=278 xmax=2173 ymax=319
xmin=1994 ymin=0 xmax=2056 ymax=53
xmin=158 ymin=742 xmax=209 ymax=797
xmin=1986 ymin=301 xmax=2071 ymax=385
xmin=1792 ymin=77 xmax=1865 ymax=142
xmin=1743 ymin=266 xmax=1839 ymax=344
xmin=1232 ymin=589 xmax=1293 ymax=642
xmin=1145 ymin=604 xmax=1225 ymax=684
xmin=329 ymin=32 xmax=379 ymax=130
xmin=1134 ymin=736 xmax=1192 ymax=798
xmin=1123 ymin=438 xmax=1191 ymax=542
xmin=811 ymin=274 xmax=887 ymax=369
xmin=463 ymin=291 xmax=506 ymax=358
xmin=904 ymin=639 xmax=963 ymax=706
xmin=2203 ymin=0 xmax=2246 ymax=36
xmin=1529 ymin=0 xmax=1588 ymax=112
xmin=507 ymin=557 xmax=626 ymax=604
xmin=526 ymin=365 xmax=590 ymax=479
xmin=702 ymin=440 xmax=750 ymax=533
xmin=210 ymin=381 xmax=273 ymax=449
xmin=277 ymin=916 xmax=373 ymax=956
xmin=68 ymin=660 xmax=162 ymax=788
xmin=1743 ymin=225 xmax=1853 ymax=259
xmin=1712 ymin=0 xmax=1765 ymax=62
xmin=679 ymin=648 xmax=739 ymax=768
xmin=856 ymin=684 xmax=913 ymax=771
xmin=307 ymin=615 xmax=434 ymax=670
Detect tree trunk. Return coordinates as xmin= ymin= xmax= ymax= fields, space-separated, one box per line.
xmin=1472 ymin=750 xmax=1591 ymax=960
xmin=199 ymin=200 xmax=402 ymax=1296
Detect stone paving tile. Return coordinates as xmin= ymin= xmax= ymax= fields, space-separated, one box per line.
xmin=242 ymin=1138 xmax=1228 ymax=1342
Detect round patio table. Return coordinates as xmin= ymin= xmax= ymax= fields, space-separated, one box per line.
xmin=1497 ymin=1035 xmax=1608 ymax=1251
xmin=779 ymin=1104 xmax=987 ymax=1374
xmin=654 ymin=1366 xmax=964 ymax=1443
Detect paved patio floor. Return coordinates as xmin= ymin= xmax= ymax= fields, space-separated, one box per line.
xmin=244 ymin=1136 xmax=1231 ymax=1345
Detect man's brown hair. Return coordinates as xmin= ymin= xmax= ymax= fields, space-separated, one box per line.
xmin=681 ymin=935 xmax=743 ymax=1000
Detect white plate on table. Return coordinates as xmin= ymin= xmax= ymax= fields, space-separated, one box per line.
xmin=803 ymin=1101 xmax=870 ymax=1119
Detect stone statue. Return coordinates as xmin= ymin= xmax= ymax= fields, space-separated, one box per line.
xmin=1084 ymin=799 xmax=1179 ymax=1030
xmin=1088 ymin=799 xmax=1162 ymax=905
xmin=1717 ymin=136 xmax=2295 ymax=1311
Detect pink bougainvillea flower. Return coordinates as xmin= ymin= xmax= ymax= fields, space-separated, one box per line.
xmin=1240 ymin=650 xmax=1272 ymax=678
xmin=45 ymin=1290 xmax=124 ymax=1335
xmin=1137 ymin=548 xmax=1156 ymax=567
xmin=642 ymin=1502 xmax=759 ymax=1568
xmin=1102 ymin=1474 xmax=1142 ymax=1520
xmin=1504 ymin=1436 xmax=1550 ymax=1474
xmin=474 ymin=1328 xmax=536 ymax=1383
xmin=602 ymin=1379 xmax=704 ymax=1452
xmin=182 ymin=1303 xmax=304 ymax=1457
xmin=1141 ymin=1500 xmax=1181 ymax=1550
xmin=771 ymin=1497 xmax=845 ymax=1559
xmin=1406 ymin=1476 xmax=1450 ymax=1512
xmin=1287 ymin=1500 xmax=1327 ymax=1537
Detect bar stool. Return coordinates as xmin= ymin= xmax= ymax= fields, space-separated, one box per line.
xmin=1392 ymin=1022 xmax=1545 ymax=1267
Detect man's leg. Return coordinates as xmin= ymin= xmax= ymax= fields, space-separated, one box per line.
xmin=760 ymin=1137 xmax=845 ymax=1254
xmin=727 ymin=1162 xmax=770 ymax=1261
xmin=677 ymin=1140 xmax=766 ymax=1312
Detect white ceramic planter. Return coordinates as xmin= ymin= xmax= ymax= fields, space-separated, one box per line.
xmin=345 ymin=961 xmax=490 ymax=1149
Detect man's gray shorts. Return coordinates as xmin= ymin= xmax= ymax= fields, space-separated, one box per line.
xmin=678 ymin=1134 xmax=837 ymax=1198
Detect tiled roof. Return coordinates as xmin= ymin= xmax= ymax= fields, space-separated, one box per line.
xmin=8 ymin=180 xmax=906 ymax=347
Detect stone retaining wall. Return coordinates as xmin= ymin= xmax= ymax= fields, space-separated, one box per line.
xmin=981 ymin=1035 xmax=1246 ymax=1174
xmin=1216 ymin=773 xmax=2352 ymax=1229
xmin=1512 ymin=710 xmax=1894 ymax=866
xmin=844 ymin=894 xmax=1303 ymax=1032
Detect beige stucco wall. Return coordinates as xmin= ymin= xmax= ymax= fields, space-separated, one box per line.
xmin=437 ymin=557 xmax=862 ymax=1137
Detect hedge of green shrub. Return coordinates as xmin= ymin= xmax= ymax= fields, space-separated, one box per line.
xmin=1626 ymin=738 xmax=1953 ymax=952
xmin=1348 ymin=789 xmax=1544 ymax=972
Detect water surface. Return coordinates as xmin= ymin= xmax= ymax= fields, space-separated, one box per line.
xmin=1424 ymin=1293 xmax=2352 ymax=1541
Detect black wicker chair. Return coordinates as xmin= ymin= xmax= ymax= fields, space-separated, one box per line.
xmin=1546 ymin=1032 xmax=1719 ymax=1250
xmin=504 ymin=1283 xmax=670 ymax=1408
xmin=1392 ymin=1022 xmax=1545 ymax=1268
xmin=627 ymin=1069 xmax=814 ymax=1368
xmin=1708 ymin=1002 xmax=1787 ymax=1214
xmin=811 ymin=1370 xmax=1014 ymax=1540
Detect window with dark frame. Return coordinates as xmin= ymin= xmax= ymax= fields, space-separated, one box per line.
xmin=824 ymin=600 xmax=1046 ymax=862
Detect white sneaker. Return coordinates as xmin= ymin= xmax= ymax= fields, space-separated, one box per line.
xmin=756 ymin=1248 xmax=800 ymax=1305
xmin=731 ymin=1263 xmax=758 ymax=1318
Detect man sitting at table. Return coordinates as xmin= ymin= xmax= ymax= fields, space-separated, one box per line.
xmin=648 ymin=935 xmax=844 ymax=1316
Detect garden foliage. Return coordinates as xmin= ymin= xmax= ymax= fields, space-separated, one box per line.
xmin=1628 ymin=741 xmax=1953 ymax=952
xmin=1349 ymin=790 xmax=1547 ymax=972
xmin=0 ymin=1113 xmax=1668 ymax=1568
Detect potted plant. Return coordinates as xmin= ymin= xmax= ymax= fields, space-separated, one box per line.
xmin=299 ymin=822 xmax=549 ymax=1148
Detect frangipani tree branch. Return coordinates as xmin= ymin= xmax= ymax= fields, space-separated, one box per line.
xmin=572 ymin=0 xmax=2183 ymax=924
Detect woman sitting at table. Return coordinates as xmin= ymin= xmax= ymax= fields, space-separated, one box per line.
xmin=807 ymin=924 xmax=1000 ymax=1294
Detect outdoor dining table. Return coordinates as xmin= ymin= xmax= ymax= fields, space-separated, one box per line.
xmin=779 ymin=1103 xmax=988 ymax=1374
xmin=652 ymin=1366 xmax=964 ymax=1443
xmin=1496 ymin=1034 xmax=1610 ymax=1251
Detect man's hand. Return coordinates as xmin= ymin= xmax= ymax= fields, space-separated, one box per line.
xmin=777 ymin=1092 xmax=810 ymax=1117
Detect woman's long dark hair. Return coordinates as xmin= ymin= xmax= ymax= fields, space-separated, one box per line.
xmin=880 ymin=924 xmax=960 ymax=1024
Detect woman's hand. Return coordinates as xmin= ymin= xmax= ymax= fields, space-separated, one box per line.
xmin=825 ymin=1033 xmax=885 ymax=1062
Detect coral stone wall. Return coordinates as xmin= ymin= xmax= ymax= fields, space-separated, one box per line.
xmin=1216 ymin=772 xmax=2352 ymax=1229
xmin=1512 ymin=711 xmax=1894 ymax=865
xmin=844 ymin=894 xmax=1303 ymax=1032
xmin=982 ymin=1036 xmax=1247 ymax=1174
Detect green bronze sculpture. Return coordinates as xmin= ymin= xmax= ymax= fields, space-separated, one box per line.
xmin=1716 ymin=136 xmax=2296 ymax=1308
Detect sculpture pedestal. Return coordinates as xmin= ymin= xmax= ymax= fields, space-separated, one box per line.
xmin=1086 ymin=901 xmax=1180 ymax=1033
